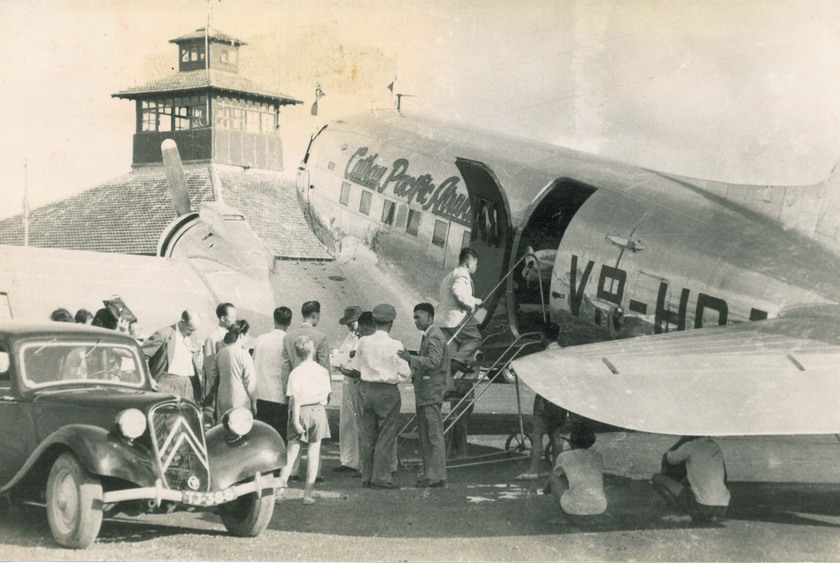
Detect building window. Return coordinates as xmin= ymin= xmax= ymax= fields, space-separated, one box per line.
xmin=246 ymin=110 xmax=261 ymax=133
xmin=220 ymin=48 xmax=229 ymax=63
xmin=406 ymin=209 xmax=421 ymax=236
xmin=359 ymin=191 xmax=372 ymax=215
xmin=260 ymin=112 xmax=274 ymax=134
xmin=381 ymin=200 xmax=396 ymax=225
xmin=191 ymin=106 xmax=207 ymax=128
xmin=181 ymin=48 xmax=190 ymax=63
xmin=174 ymin=106 xmax=190 ymax=130
xmin=230 ymin=108 xmax=245 ymax=130
xmin=141 ymin=100 xmax=157 ymax=132
xmin=432 ymin=219 xmax=449 ymax=248
xmin=340 ymin=182 xmax=351 ymax=206
xmin=461 ymin=229 xmax=471 ymax=249
xmin=157 ymin=101 xmax=173 ymax=132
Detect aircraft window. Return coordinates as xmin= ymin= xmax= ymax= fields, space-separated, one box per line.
xmin=359 ymin=191 xmax=372 ymax=216
xmin=381 ymin=200 xmax=396 ymax=226
xmin=406 ymin=209 xmax=421 ymax=236
xmin=461 ymin=229 xmax=471 ymax=249
xmin=340 ymin=182 xmax=351 ymax=206
xmin=432 ymin=219 xmax=449 ymax=248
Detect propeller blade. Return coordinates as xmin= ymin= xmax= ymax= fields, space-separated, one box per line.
xmin=161 ymin=139 xmax=191 ymax=216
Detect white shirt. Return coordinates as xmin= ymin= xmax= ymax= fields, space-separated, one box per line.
xmin=439 ymin=265 xmax=478 ymax=328
xmin=168 ymin=327 xmax=195 ymax=377
xmin=356 ymin=330 xmax=411 ymax=384
xmin=330 ymin=330 xmax=359 ymax=371
xmin=666 ymin=438 xmax=731 ymax=507
xmin=253 ymin=329 xmax=286 ymax=403
xmin=553 ymin=449 xmax=608 ymax=516
xmin=287 ymin=360 xmax=332 ymax=406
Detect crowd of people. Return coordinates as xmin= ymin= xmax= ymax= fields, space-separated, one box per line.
xmin=46 ymin=246 xmax=731 ymax=523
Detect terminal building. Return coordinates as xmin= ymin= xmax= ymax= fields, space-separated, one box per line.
xmin=0 ymin=28 xmax=330 ymax=260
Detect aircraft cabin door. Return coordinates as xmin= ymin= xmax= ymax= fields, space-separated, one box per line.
xmin=454 ymin=158 xmax=511 ymax=325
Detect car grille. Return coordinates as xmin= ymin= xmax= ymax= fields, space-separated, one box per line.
xmin=148 ymin=402 xmax=210 ymax=492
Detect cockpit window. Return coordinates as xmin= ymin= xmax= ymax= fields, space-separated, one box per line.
xmin=19 ymin=341 xmax=145 ymax=389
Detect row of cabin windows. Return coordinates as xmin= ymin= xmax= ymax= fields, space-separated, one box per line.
xmin=215 ymin=104 xmax=277 ymax=134
xmin=339 ymin=182 xmax=469 ymax=250
xmin=141 ymin=97 xmax=208 ymax=132
xmin=180 ymin=45 xmax=238 ymax=65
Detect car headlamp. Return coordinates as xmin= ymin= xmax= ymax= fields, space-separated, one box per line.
xmin=116 ymin=408 xmax=147 ymax=440
xmin=223 ymin=408 xmax=254 ymax=438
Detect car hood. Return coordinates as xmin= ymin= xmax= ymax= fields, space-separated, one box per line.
xmin=28 ymin=388 xmax=188 ymax=442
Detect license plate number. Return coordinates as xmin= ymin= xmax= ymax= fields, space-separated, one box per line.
xmin=182 ymin=487 xmax=237 ymax=506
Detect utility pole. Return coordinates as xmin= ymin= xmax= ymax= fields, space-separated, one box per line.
xmin=22 ymin=159 xmax=29 ymax=247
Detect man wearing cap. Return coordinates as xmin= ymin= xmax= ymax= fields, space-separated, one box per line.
xmin=356 ymin=303 xmax=411 ymax=489
xmin=398 ymin=303 xmax=448 ymax=488
xmin=331 ymin=305 xmax=363 ymax=473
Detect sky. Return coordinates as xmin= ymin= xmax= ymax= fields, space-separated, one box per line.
xmin=2 ymin=0 xmax=840 ymax=219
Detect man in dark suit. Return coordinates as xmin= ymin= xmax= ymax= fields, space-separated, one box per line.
xmin=398 ymin=302 xmax=448 ymax=488
xmin=143 ymin=309 xmax=203 ymax=401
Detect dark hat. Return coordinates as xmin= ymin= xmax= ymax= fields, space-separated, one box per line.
xmin=372 ymin=303 xmax=397 ymax=323
xmin=339 ymin=306 xmax=363 ymax=325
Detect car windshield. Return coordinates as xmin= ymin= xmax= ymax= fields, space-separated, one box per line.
xmin=19 ymin=340 xmax=146 ymax=389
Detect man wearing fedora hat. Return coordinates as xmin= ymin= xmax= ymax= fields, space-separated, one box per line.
xmin=356 ymin=303 xmax=411 ymax=489
xmin=331 ymin=305 xmax=364 ymax=473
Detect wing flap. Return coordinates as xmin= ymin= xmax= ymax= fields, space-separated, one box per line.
xmin=510 ymin=308 xmax=840 ymax=436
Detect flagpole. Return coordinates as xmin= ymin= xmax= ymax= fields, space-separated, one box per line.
xmin=23 ymin=159 xmax=29 ymax=247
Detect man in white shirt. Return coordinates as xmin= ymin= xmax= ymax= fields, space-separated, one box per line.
xmin=254 ymin=306 xmax=292 ymax=438
xmin=331 ymin=305 xmax=363 ymax=473
xmin=356 ymin=303 xmax=411 ymax=489
xmin=143 ymin=310 xmax=203 ymax=401
xmin=203 ymin=302 xmax=237 ymax=399
xmin=439 ymin=248 xmax=483 ymax=385
xmin=651 ymin=436 xmax=731 ymax=522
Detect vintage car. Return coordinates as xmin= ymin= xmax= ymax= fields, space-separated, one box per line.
xmin=0 ymin=321 xmax=285 ymax=549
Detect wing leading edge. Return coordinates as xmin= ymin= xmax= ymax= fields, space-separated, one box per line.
xmin=509 ymin=305 xmax=840 ymax=436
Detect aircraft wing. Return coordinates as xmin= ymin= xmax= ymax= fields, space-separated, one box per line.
xmin=508 ymin=305 xmax=840 ymax=436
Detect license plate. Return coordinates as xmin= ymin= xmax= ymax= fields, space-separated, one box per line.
xmin=182 ymin=487 xmax=238 ymax=506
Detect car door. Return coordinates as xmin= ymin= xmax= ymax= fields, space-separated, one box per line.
xmin=0 ymin=345 xmax=31 ymax=486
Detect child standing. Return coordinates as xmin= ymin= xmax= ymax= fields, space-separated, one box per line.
xmin=278 ymin=335 xmax=332 ymax=504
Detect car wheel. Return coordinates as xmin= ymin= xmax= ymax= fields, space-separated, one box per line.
xmin=46 ymin=452 xmax=103 ymax=549
xmin=219 ymin=491 xmax=275 ymax=537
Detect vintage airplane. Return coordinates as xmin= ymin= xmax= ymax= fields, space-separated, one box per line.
xmin=295 ymin=110 xmax=840 ymax=436
xmin=0 ymin=139 xmax=277 ymax=340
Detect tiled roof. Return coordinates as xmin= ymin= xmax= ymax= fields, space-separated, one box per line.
xmin=215 ymin=167 xmax=331 ymax=260
xmin=170 ymin=28 xmax=247 ymax=46
xmin=0 ymin=166 xmax=331 ymax=260
xmin=112 ymin=69 xmax=302 ymax=105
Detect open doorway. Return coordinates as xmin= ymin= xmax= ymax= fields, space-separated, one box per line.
xmin=514 ymin=180 xmax=597 ymax=326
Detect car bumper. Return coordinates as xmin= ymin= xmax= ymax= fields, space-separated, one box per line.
xmin=102 ymin=472 xmax=279 ymax=507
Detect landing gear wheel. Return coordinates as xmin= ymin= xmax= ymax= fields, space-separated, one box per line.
xmin=46 ymin=452 xmax=103 ymax=549
xmin=505 ymin=432 xmax=532 ymax=457
xmin=219 ymin=491 xmax=275 ymax=537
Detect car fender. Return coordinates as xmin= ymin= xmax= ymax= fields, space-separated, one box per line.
xmin=0 ymin=424 xmax=157 ymax=494
xmin=205 ymin=421 xmax=286 ymax=490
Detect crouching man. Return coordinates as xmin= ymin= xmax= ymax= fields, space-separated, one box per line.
xmin=651 ymin=436 xmax=730 ymax=522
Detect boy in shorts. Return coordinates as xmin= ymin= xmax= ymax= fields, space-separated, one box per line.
xmin=278 ymin=335 xmax=332 ymax=504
